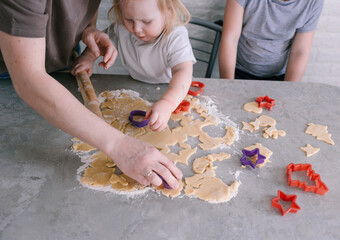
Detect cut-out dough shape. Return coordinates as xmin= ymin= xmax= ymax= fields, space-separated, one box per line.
xmin=243 ymin=102 xmax=263 ymax=114
xmin=305 ymin=123 xmax=334 ymax=145
xmin=300 ymin=144 xmax=320 ymax=157
xmin=243 ymin=115 xmax=286 ymax=140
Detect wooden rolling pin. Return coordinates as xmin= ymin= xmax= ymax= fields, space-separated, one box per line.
xmin=72 ymin=52 xmax=104 ymax=119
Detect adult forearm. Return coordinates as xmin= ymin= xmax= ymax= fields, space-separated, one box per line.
xmin=12 ymin=72 xmax=124 ymax=155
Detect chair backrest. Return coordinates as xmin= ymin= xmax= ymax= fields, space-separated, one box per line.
xmin=188 ymin=17 xmax=223 ymax=78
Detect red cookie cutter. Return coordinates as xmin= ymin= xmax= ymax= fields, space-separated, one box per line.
xmin=286 ymin=163 xmax=329 ymax=195
xmin=188 ymin=81 xmax=205 ymax=96
xmin=173 ymin=100 xmax=190 ymax=114
xmin=272 ymin=190 xmax=301 ymax=216
xmin=256 ymin=95 xmax=275 ymax=110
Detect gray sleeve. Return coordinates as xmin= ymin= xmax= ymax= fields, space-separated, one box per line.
xmin=236 ymin=0 xmax=247 ymax=8
xmin=166 ymin=27 xmax=196 ymax=69
xmin=297 ymin=0 xmax=324 ymax=33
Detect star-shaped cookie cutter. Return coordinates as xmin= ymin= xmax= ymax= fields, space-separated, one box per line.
xmin=256 ymin=95 xmax=275 ymax=110
xmin=272 ymin=190 xmax=301 ymax=216
xmin=188 ymin=81 xmax=205 ymax=96
xmin=240 ymin=148 xmax=266 ymax=169
xmin=173 ymin=100 xmax=190 ymax=114
xmin=128 ymin=110 xmax=150 ymax=128
xmin=286 ymin=163 xmax=329 ymax=195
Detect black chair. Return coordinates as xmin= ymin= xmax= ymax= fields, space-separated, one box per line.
xmin=188 ymin=17 xmax=223 ymax=78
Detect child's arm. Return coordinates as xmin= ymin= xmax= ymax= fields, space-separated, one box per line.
xmin=147 ymin=61 xmax=193 ymax=132
xmin=219 ymin=0 xmax=244 ymax=79
xmin=70 ymin=47 xmax=97 ymax=76
xmin=285 ymin=31 xmax=315 ymax=82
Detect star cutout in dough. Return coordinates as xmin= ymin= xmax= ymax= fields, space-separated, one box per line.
xmin=300 ymin=144 xmax=320 ymax=157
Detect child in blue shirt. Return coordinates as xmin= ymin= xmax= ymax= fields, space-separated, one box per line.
xmin=219 ymin=0 xmax=324 ymax=81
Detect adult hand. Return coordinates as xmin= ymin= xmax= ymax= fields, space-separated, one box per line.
xmin=146 ymin=99 xmax=173 ymax=132
xmin=81 ymin=26 xmax=118 ymax=70
xmin=110 ymin=134 xmax=182 ymax=189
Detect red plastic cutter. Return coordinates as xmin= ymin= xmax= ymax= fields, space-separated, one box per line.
xmin=188 ymin=81 xmax=205 ymax=96
xmin=173 ymin=100 xmax=190 ymax=114
xmin=256 ymin=95 xmax=275 ymax=110
xmin=286 ymin=163 xmax=329 ymax=195
xmin=272 ymin=190 xmax=301 ymax=216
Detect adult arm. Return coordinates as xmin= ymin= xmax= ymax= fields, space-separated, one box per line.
xmin=147 ymin=61 xmax=193 ymax=131
xmin=284 ymin=31 xmax=315 ymax=82
xmin=0 ymin=31 xmax=182 ymax=189
xmin=219 ymin=0 xmax=244 ymax=79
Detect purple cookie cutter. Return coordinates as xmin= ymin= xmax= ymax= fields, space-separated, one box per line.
xmin=155 ymin=173 xmax=172 ymax=189
xmin=129 ymin=110 xmax=150 ymax=128
xmin=240 ymin=148 xmax=266 ymax=169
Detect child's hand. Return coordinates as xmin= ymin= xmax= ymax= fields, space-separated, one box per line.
xmin=146 ymin=99 xmax=174 ymax=132
xmin=70 ymin=53 xmax=96 ymax=76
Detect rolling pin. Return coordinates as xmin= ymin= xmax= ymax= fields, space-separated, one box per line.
xmin=72 ymin=52 xmax=104 ymax=119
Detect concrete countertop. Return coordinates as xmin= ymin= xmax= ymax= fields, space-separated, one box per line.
xmin=0 ymin=73 xmax=339 ymax=240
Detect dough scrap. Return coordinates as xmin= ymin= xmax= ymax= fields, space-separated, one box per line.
xmin=305 ymin=123 xmax=334 ymax=145
xmin=242 ymin=121 xmax=254 ymax=133
xmin=72 ymin=142 xmax=96 ymax=152
xmin=193 ymin=152 xmax=231 ymax=174
xmin=242 ymin=115 xmax=285 ymax=140
xmin=300 ymin=144 xmax=320 ymax=157
xmin=184 ymin=170 xmax=240 ymax=203
xmin=243 ymin=102 xmax=262 ymax=114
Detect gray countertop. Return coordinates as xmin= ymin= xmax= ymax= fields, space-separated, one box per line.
xmin=1 ymin=73 xmax=339 ymax=240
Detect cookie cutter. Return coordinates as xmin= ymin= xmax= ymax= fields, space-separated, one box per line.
xmin=128 ymin=110 xmax=150 ymax=128
xmin=188 ymin=81 xmax=205 ymax=96
xmin=272 ymin=190 xmax=301 ymax=216
xmin=256 ymin=95 xmax=275 ymax=110
xmin=173 ymin=100 xmax=190 ymax=114
xmin=155 ymin=173 xmax=171 ymax=189
xmin=240 ymin=148 xmax=266 ymax=169
xmin=286 ymin=163 xmax=329 ymax=195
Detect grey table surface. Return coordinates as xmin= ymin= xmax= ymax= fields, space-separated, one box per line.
xmin=1 ymin=73 xmax=340 ymax=240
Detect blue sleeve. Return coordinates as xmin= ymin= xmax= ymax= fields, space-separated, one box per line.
xmin=297 ymin=0 xmax=324 ymax=33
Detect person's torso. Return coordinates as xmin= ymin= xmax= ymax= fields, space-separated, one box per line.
xmin=0 ymin=0 xmax=100 ymax=73
xmin=110 ymin=23 xmax=195 ymax=84
xmin=236 ymin=0 xmax=323 ymax=77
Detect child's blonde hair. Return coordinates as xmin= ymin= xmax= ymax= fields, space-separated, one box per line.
xmin=108 ymin=0 xmax=190 ymax=39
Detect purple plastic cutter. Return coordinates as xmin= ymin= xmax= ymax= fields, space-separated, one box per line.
xmin=155 ymin=173 xmax=172 ymax=189
xmin=240 ymin=148 xmax=266 ymax=169
xmin=128 ymin=110 xmax=150 ymax=128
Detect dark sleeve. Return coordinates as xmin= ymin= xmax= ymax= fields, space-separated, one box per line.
xmin=0 ymin=0 xmax=48 ymax=37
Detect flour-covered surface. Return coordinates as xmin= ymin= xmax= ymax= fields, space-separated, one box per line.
xmin=73 ymin=89 xmax=241 ymax=203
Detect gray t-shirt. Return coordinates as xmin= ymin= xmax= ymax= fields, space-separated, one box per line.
xmin=236 ymin=0 xmax=324 ymax=77
xmin=0 ymin=0 xmax=100 ymax=74
xmin=107 ymin=23 xmax=196 ymax=84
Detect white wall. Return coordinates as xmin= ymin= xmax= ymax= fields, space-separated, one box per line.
xmin=92 ymin=0 xmax=340 ymax=87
